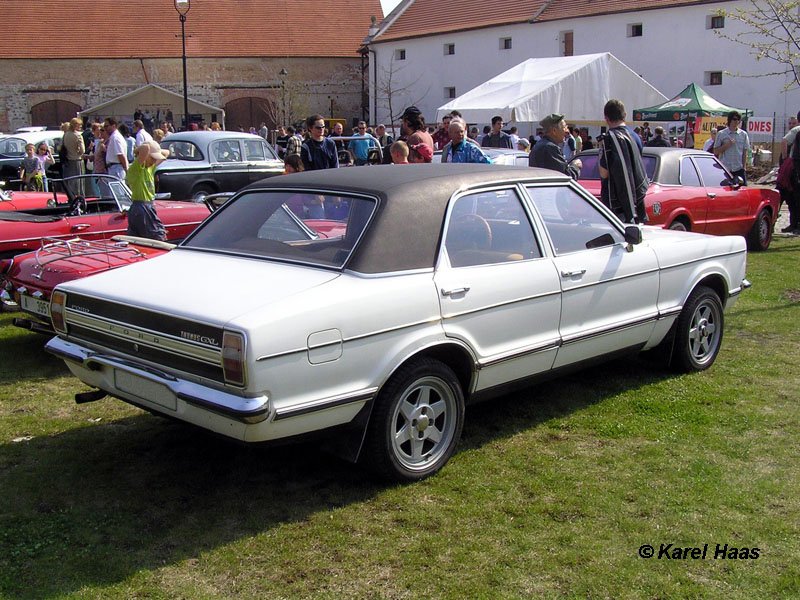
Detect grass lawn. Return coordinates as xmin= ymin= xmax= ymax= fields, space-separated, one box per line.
xmin=0 ymin=237 xmax=798 ymax=599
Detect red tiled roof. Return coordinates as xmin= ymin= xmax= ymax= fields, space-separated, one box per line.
xmin=1 ymin=0 xmax=383 ymax=59
xmin=376 ymin=0 xmax=723 ymax=42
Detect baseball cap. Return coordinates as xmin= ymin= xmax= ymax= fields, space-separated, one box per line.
xmin=539 ymin=113 xmax=565 ymax=129
xmin=401 ymin=106 xmax=422 ymax=120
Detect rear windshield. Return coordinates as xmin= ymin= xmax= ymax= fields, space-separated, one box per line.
xmin=160 ymin=140 xmax=203 ymax=161
xmin=573 ymin=153 xmax=657 ymax=181
xmin=0 ymin=137 xmax=28 ymax=157
xmin=183 ymin=190 xmax=376 ymax=269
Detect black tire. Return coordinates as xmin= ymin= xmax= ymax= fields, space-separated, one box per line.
xmin=190 ymin=184 xmax=215 ymax=203
xmin=747 ymin=208 xmax=772 ymax=251
xmin=670 ymin=286 xmax=724 ymax=372
xmin=362 ymin=358 xmax=464 ymax=482
xmin=668 ymin=220 xmax=688 ymax=232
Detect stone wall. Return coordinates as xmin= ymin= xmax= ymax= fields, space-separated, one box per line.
xmin=0 ymin=56 xmax=365 ymax=131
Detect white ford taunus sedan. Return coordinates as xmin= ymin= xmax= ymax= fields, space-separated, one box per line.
xmin=46 ymin=164 xmax=749 ymax=481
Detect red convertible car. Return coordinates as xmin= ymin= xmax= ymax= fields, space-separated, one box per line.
xmin=1 ymin=203 xmax=347 ymax=333
xmin=572 ymin=147 xmax=779 ymax=250
xmin=0 ymin=185 xmax=68 ymax=211
xmin=0 ymin=174 xmax=211 ymax=258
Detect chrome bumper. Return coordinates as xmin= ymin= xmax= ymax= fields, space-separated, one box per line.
xmin=45 ymin=336 xmax=270 ymax=424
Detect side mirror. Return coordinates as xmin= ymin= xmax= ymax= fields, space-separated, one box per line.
xmin=624 ymin=225 xmax=642 ymax=246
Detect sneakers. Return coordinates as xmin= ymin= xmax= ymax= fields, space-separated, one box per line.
xmin=780 ymin=225 xmax=799 ymax=234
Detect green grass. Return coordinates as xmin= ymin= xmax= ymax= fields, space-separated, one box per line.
xmin=1 ymin=238 xmax=799 ymax=599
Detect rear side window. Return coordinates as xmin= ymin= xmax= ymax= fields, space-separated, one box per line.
xmin=161 ymin=140 xmax=203 ymax=161
xmin=680 ymin=157 xmax=702 ymax=186
xmin=213 ymin=140 xmax=243 ymax=163
xmin=575 ymin=153 xmax=657 ymax=181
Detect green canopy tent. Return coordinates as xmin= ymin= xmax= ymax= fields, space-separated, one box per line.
xmin=633 ymin=83 xmax=750 ymax=121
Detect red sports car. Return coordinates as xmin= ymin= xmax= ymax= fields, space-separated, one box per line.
xmin=0 ymin=174 xmax=211 ymax=258
xmin=572 ymin=147 xmax=779 ymax=250
xmin=0 ymin=185 xmax=69 ymax=211
xmin=1 ymin=204 xmax=347 ymax=333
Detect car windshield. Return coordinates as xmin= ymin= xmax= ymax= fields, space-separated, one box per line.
xmin=574 ymin=153 xmax=657 ymax=181
xmin=183 ymin=190 xmax=376 ymax=269
xmin=160 ymin=140 xmax=203 ymax=161
xmin=0 ymin=137 xmax=28 ymax=157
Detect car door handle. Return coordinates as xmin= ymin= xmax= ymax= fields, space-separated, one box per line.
xmin=441 ymin=287 xmax=470 ymax=297
xmin=707 ymin=193 xmax=716 ymax=199
xmin=71 ymin=224 xmax=91 ymax=231
xmin=560 ymin=269 xmax=586 ymax=278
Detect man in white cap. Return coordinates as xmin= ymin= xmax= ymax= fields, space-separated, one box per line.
xmin=126 ymin=140 xmax=169 ymax=240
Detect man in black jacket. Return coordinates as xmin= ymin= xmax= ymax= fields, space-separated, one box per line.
xmin=599 ymin=99 xmax=649 ymax=223
xmin=529 ymin=113 xmax=580 ymax=179
xmin=645 ymin=126 xmax=671 ymax=147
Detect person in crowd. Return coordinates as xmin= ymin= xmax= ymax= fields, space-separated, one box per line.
xmin=408 ymin=142 xmax=433 ymax=163
xmin=714 ymin=110 xmax=750 ymax=184
xmin=152 ymin=128 xmax=165 ymax=143
xmin=34 ymin=142 xmax=55 ymax=191
xmin=580 ymin=129 xmax=594 ymax=150
xmin=432 ymin=115 xmax=451 ymax=150
xmin=259 ymin=122 xmax=269 ymax=139
xmin=641 ymin=122 xmax=652 ymax=143
xmin=133 ymin=119 xmax=153 ymax=147
xmin=684 ymin=122 xmax=695 ymax=149
xmin=91 ymin=125 xmax=108 ymax=176
xmin=375 ymin=123 xmax=393 ymax=147
xmin=285 ymin=126 xmax=302 ymax=158
xmin=508 ymin=126 xmax=520 ymax=149
xmin=118 ymin=123 xmax=136 ymax=164
xmin=571 ymin=126 xmax=583 ymax=154
xmin=441 ymin=118 xmax=490 ymax=163
xmin=562 ymin=125 xmax=577 ymax=160
xmin=703 ymin=127 xmax=718 ymax=153
xmin=19 ymin=144 xmax=45 ymax=191
xmin=347 ymin=121 xmax=379 ymax=165
xmin=529 ymin=113 xmax=580 ymax=179
xmin=645 ymin=126 xmax=671 ymax=147
xmin=778 ymin=111 xmax=800 ymax=233
xmin=401 ymin=106 xmax=434 ymax=152
xmin=209 ymin=122 xmax=222 ymax=131
xmin=62 ymin=117 xmax=86 ymax=180
xmin=598 ymin=99 xmax=649 ymax=223
xmin=390 ymin=140 xmax=409 ymax=164
xmin=482 ymin=115 xmax=513 ymax=148
xmin=126 ymin=140 xmax=169 ymax=240
xmin=469 ymin=127 xmax=480 ymax=141
xmin=103 ymin=117 xmax=129 ymax=180
xmin=517 ymin=137 xmax=530 ymax=153
xmin=301 ymin=114 xmax=339 ymax=171
xmin=283 ymin=153 xmax=304 ymax=175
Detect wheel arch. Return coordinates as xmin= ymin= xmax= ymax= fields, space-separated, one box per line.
xmin=667 ymin=213 xmax=692 ymax=231
xmin=693 ymin=273 xmax=728 ymax=307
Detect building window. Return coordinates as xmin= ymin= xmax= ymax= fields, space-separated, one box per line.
xmin=394 ymin=48 xmax=406 ymax=61
xmin=444 ymin=43 xmax=455 ymax=55
xmin=708 ymin=15 xmax=725 ymax=29
xmin=628 ymin=23 xmax=643 ymax=37
xmin=444 ymin=87 xmax=456 ymax=99
xmin=500 ymin=37 xmax=512 ymax=50
xmin=706 ymin=71 xmax=723 ymax=85
xmin=560 ymin=31 xmax=573 ymax=56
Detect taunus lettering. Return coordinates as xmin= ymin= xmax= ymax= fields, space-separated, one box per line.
xmin=181 ymin=331 xmax=218 ymax=345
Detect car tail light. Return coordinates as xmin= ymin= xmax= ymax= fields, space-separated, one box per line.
xmin=51 ymin=290 xmax=67 ymax=334
xmin=222 ymin=330 xmax=246 ymax=386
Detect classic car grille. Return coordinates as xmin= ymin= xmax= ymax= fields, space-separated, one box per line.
xmin=63 ymin=293 xmax=225 ymax=382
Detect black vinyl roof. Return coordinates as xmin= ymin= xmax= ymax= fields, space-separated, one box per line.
xmin=244 ymin=163 xmax=569 ymax=274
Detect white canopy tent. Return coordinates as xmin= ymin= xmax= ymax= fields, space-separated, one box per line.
xmin=436 ymin=53 xmax=667 ymax=125
xmin=80 ymin=84 xmax=225 ymax=128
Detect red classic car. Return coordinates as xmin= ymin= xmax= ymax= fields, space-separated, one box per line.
xmin=0 ymin=185 xmax=69 ymax=211
xmin=1 ymin=203 xmax=347 ymax=333
xmin=572 ymin=147 xmax=780 ymax=250
xmin=0 ymin=174 xmax=211 ymax=259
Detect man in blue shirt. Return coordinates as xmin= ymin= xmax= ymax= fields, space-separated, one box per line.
xmin=347 ymin=121 xmax=379 ymax=166
xmin=301 ymin=114 xmax=339 ymax=171
xmin=441 ymin=119 xmax=490 ymax=163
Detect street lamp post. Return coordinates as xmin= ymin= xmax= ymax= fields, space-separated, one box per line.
xmin=175 ymin=0 xmax=191 ymax=130
xmin=279 ymin=68 xmax=288 ymax=127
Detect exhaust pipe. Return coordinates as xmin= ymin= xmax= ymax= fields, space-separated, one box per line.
xmin=13 ymin=317 xmax=55 ymax=335
xmin=75 ymin=389 xmax=108 ymax=404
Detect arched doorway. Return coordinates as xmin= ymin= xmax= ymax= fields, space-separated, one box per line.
xmin=224 ymin=97 xmax=276 ymax=132
xmin=30 ymin=100 xmax=82 ymax=129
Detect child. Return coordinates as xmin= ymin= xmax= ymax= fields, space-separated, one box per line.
xmin=35 ymin=142 xmax=55 ymax=191
xmin=390 ymin=141 xmax=409 ymax=164
xmin=19 ymin=143 xmax=45 ymax=191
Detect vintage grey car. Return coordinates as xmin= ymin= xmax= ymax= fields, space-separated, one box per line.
xmin=46 ymin=164 xmax=749 ymax=481
xmin=156 ymin=131 xmax=283 ymax=201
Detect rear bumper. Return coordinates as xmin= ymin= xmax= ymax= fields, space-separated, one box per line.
xmin=46 ymin=336 xmax=270 ymax=424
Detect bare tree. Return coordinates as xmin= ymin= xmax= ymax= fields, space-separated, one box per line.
xmin=375 ymin=56 xmax=428 ymax=133
xmin=715 ymin=0 xmax=800 ymax=89
xmin=260 ymin=76 xmax=311 ymax=129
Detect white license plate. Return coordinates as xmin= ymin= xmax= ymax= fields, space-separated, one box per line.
xmin=114 ymin=370 xmax=177 ymax=411
xmin=20 ymin=294 xmax=50 ymax=318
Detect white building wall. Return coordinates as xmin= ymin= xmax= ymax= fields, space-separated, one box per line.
xmin=369 ymin=1 xmax=800 ymax=136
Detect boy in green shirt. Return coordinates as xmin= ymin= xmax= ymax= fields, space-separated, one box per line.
xmin=126 ymin=140 xmax=169 ymax=240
